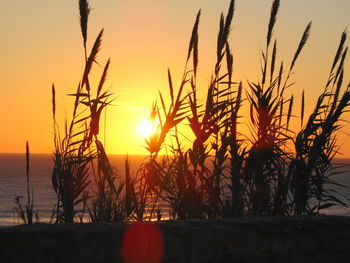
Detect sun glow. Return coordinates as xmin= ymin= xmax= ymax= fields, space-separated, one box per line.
xmin=138 ymin=119 xmax=153 ymax=138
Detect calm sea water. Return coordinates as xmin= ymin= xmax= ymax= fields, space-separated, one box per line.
xmin=1 ymin=154 xmax=350 ymax=226
xmin=0 ymin=154 xmax=147 ymax=226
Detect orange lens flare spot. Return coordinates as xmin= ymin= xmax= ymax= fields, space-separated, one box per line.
xmin=122 ymin=222 xmax=164 ymax=263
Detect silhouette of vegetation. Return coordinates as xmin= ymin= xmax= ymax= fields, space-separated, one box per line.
xmin=13 ymin=142 xmax=38 ymax=224
xmin=51 ymin=0 xmax=115 ymax=223
xmin=139 ymin=0 xmax=350 ymax=219
xmin=48 ymin=0 xmax=350 ymax=223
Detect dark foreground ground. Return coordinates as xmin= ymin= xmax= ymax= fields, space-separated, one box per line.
xmin=1 ymin=216 xmax=350 ymax=263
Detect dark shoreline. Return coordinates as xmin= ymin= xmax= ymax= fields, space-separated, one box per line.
xmin=1 ymin=215 xmax=350 ymax=263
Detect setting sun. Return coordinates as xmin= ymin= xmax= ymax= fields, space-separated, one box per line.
xmin=138 ymin=119 xmax=153 ymax=138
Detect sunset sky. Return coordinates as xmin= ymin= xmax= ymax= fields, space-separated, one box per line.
xmin=0 ymin=0 xmax=349 ymax=156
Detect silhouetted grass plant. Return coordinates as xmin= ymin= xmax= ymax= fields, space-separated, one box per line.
xmin=51 ymin=0 xmax=152 ymax=223
xmin=48 ymin=0 xmax=350 ymax=223
xmin=51 ymin=0 xmax=124 ymax=223
xmin=140 ymin=0 xmax=350 ymax=219
xmin=13 ymin=141 xmax=38 ymax=224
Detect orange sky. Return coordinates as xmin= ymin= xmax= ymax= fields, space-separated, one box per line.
xmin=0 ymin=0 xmax=349 ymax=157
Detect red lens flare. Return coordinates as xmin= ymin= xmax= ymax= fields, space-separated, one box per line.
xmin=122 ymin=222 xmax=164 ymax=263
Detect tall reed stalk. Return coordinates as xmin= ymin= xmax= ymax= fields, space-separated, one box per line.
xmin=51 ymin=0 xmax=118 ymax=223
xmin=13 ymin=141 xmax=36 ymax=224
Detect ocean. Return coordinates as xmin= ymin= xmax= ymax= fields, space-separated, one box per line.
xmin=0 ymin=153 xmax=350 ymax=226
xmin=0 ymin=154 xmax=147 ymax=226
